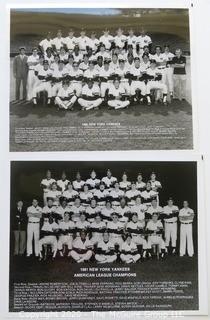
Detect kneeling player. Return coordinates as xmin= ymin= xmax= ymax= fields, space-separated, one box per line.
xmin=55 ymin=80 xmax=77 ymax=110
xmin=95 ymin=231 xmax=117 ymax=263
xmin=120 ymin=234 xmax=141 ymax=263
xmin=78 ymin=78 xmax=102 ymax=111
xmin=38 ymin=214 xmax=59 ymax=260
xmin=145 ymin=60 xmax=168 ymax=106
xmin=146 ymin=212 xmax=166 ymax=258
xmin=107 ymin=78 xmax=130 ymax=110
xmin=70 ymin=230 xmax=93 ymax=263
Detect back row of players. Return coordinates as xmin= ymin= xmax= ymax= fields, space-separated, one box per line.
xmin=17 ymin=169 xmax=195 ymax=262
xmin=15 ymin=28 xmax=187 ymax=108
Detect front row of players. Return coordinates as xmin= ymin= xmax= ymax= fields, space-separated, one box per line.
xmin=33 ymin=58 xmax=168 ymax=110
xmin=37 ymin=202 xmax=194 ymax=263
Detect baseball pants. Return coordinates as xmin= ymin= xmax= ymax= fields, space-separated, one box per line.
xmin=27 ymin=222 xmax=40 ymax=256
xmin=130 ymin=81 xmax=146 ymax=96
xmin=55 ymin=96 xmax=77 ymax=110
xmin=132 ymin=235 xmax=148 ymax=249
xmin=57 ymin=235 xmax=73 ymax=250
xmin=147 ymin=235 xmax=166 ymax=250
xmin=164 ymin=222 xmax=177 ymax=247
xmin=33 ymin=82 xmax=52 ymax=98
xmin=39 ymin=235 xmax=58 ymax=257
xmin=100 ymin=82 xmax=111 ymax=97
xmin=164 ymin=67 xmax=174 ymax=93
xmin=108 ymin=99 xmax=130 ymax=109
xmin=173 ymin=74 xmax=186 ymax=100
xmin=95 ymin=254 xmax=117 ymax=263
xmin=146 ymin=81 xmax=168 ymax=95
xmin=70 ymin=250 xmax=93 ymax=262
xmin=27 ymin=70 xmax=37 ymax=100
xmin=180 ymin=223 xmax=194 ymax=256
xmin=120 ymin=253 xmax=140 ymax=263
xmin=52 ymin=83 xmax=62 ymax=97
xmin=78 ymin=98 xmax=102 ymax=110
xmin=71 ymin=82 xmax=82 ymax=97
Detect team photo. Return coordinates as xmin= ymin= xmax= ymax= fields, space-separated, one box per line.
xmin=10 ymin=8 xmax=193 ymax=151
xmin=9 ymin=161 xmax=198 ymax=312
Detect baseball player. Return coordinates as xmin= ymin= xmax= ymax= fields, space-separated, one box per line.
xmin=32 ymin=60 xmax=52 ymax=105
xmin=171 ymin=49 xmax=187 ymax=101
xmin=101 ymin=169 xmax=118 ymax=190
xmin=109 ymin=182 xmax=125 ymax=206
xmin=39 ymin=32 xmax=53 ymax=53
xmin=141 ymin=182 xmax=158 ymax=207
xmin=119 ymin=172 xmax=131 ymax=191
xmin=83 ymin=60 xmax=99 ymax=82
xmin=99 ymin=60 xmax=114 ymax=98
xmin=86 ymin=198 xmax=101 ymax=223
xmin=124 ymin=53 xmax=135 ymax=72
xmin=162 ymin=45 xmax=175 ymax=97
xmin=129 ymin=57 xmax=146 ymax=103
xmin=62 ymin=181 xmax=79 ymax=205
xmin=40 ymin=170 xmax=56 ymax=205
xmin=93 ymin=182 xmax=110 ymax=206
xmin=44 ymin=47 xmax=55 ymax=66
xmin=72 ymin=45 xmax=83 ymax=63
xmin=146 ymin=198 xmax=163 ymax=221
xmin=46 ymin=182 xmax=62 ymax=206
xmin=137 ymin=29 xmax=152 ymax=54
xmin=126 ymin=212 xmax=147 ymax=256
xmin=136 ymin=173 xmax=146 ymax=192
xmin=95 ymin=231 xmax=117 ymax=263
xmin=78 ymin=78 xmax=102 ymax=111
xmin=95 ymin=43 xmax=111 ymax=60
xmin=109 ymin=53 xmax=119 ymax=72
xmin=140 ymin=53 xmax=151 ymax=72
xmin=72 ymin=172 xmax=85 ymax=191
xmin=90 ymin=213 xmax=106 ymax=245
xmin=114 ymin=59 xmax=131 ymax=95
xmin=55 ymin=198 xmax=71 ymax=219
xmin=87 ymin=31 xmax=100 ymax=53
xmin=42 ymin=198 xmax=57 ymax=218
xmin=86 ymin=170 xmax=101 ymax=192
xmin=49 ymin=54 xmax=60 ymax=72
xmin=95 ymin=56 xmax=104 ymax=73
xmin=27 ymin=47 xmax=40 ymax=101
xmin=179 ymin=200 xmax=194 ymax=257
xmin=38 ymin=214 xmax=59 ymax=260
xmin=79 ymin=54 xmax=90 ymax=72
xmin=100 ymin=201 xmax=115 ymax=223
xmin=114 ymin=28 xmax=127 ymax=49
xmin=145 ymin=59 xmax=168 ymax=106
xmin=114 ymin=197 xmax=131 ymax=224
xmin=70 ymin=230 xmax=93 ymax=263
xmin=107 ymin=78 xmax=130 ymax=110
xmin=79 ymin=184 xmax=94 ymax=206
xmin=120 ymin=233 xmax=141 ymax=263
xmin=126 ymin=28 xmax=138 ymax=49
xmin=146 ymin=212 xmax=166 ymax=258
xmin=59 ymin=47 xmax=69 ymax=64
xmin=51 ymin=60 xmax=68 ymax=99
xmin=57 ymin=212 xmax=75 ymax=257
xmin=149 ymin=172 xmax=162 ymax=192
xmin=57 ymin=172 xmax=69 ymax=193
xmin=163 ymin=198 xmax=179 ymax=254
xmin=26 ymin=199 xmax=42 ymax=257
xmin=77 ymin=29 xmax=90 ymax=52
xmin=99 ymin=29 xmax=114 ymax=50
xmin=55 ymin=80 xmax=77 ymax=110
xmin=65 ymin=54 xmax=74 ymax=73
xmin=130 ymin=196 xmax=147 ymax=223
xmin=71 ymin=197 xmax=85 ymax=223
xmin=75 ymin=211 xmax=90 ymax=237
xmin=64 ymin=29 xmax=77 ymax=52
xmin=52 ymin=30 xmax=65 ymax=53
xmin=68 ymin=61 xmax=83 ymax=97
xmin=125 ymin=182 xmax=141 ymax=206
xmin=106 ymin=212 xmax=124 ymax=246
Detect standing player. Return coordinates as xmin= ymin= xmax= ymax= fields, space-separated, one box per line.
xmin=40 ymin=170 xmax=56 ymax=205
xmin=77 ymin=29 xmax=90 ymax=52
xmin=107 ymin=78 xmax=130 ymax=110
xmin=125 ymin=182 xmax=141 ymax=206
xmin=86 ymin=170 xmax=101 ymax=193
xmin=114 ymin=28 xmax=127 ymax=49
xmin=39 ymin=32 xmax=53 ymax=53
xmin=119 ymin=172 xmax=131 ymax=191
xmin=72 ymin=172 xmax=85 ymax=191
xmin=179 ymin=200 xmax=195 ymax=257
xmin=79 ymin=185 xmax=93 ymax=206
xmin=78 ymin=78 xmax=102 ymax=111
xmin=114 ymin=58 xmax=131 ymax=95
xmin=99 ymin=29 xmax=114 ymax=50
xmin=146 ymin=212 xmax=166 ymax=258
xmin=149 ymin=172 xmax=162 ymax=192
xmin=27 ymin=47 xmax=40 ymax=101
xmin=26 ymin=199 xmax=42 ymax=257
xmin=13 ymin=47 xmax=28 ymax=101
xmin=70 ymin=230 xmax=93 ymax=263
xmin=136 ymin=173 xmax=146 ymax=192
xmin=163 ymin=198 xmax=179 ymax=254
xmin=141 ymin=181 xmax=158 ymax=207
xmin=137 ymin=29 xmax=152 ymax=54
xmin=93 ymin=182 xmax=110 ymax=206
xmin=131 ymin=196 xmax=147 ymax=223
xmin=120 ymin=234 xmax=141 ymax=263
xmin=109 ymin=182 xmax=125 ymax=206
xmin=95 ymin=231 xmax=117 ymax=263
xmin=52 ymin=30 xmax=65 ymax=53
xmin=161 ymin=45 xmax=175 ymax=98
xmin=87 ymin=31 xmax=100 ymax=53
xmin=55 ymin=198 xmax=70 ymax=219
xmin=64 ymin=29 xmax=77 ymax=52
xmin=126 ymin=28 xmax=138 ymax=49
xmin=101 ymin=169 xmax=117 ymax=190
xmin=46 ymin=182 xmax=62 ymax=206
xmin=62 ymin=182 xmax=79 ymax=205
xmin=146 ymin=198 xmax=163 ymax=220
xmin=57 ymin=171 xmax=69 ymax=193
xmin=114 ymin=197 xmax=131 ymax=224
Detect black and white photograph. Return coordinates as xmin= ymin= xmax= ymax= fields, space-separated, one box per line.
xmin=10 ymin=7 xmax=193 ymax=151
xmin=10 ymin=160 xmax=198 ymax=312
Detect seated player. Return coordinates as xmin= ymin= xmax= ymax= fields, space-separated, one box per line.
xmin=46 ymin=182 xmax=62 ymax=206
xmin=38 ymin=214 xmax=59 ymax=260
xmin=78 ymin=78 xmax=102 ymax=111
xmin=70 ymin=230 xmax=93 ymax=263
xmin=93 ymin=182 xmax=110 ymax=206
xmin=62 ymin=181 xmax=79 ymax=206
xmin=100 ymin=201 xmax=114 ymax=223
xmin=141 ymin=182 xmax=158 ymax=207
xmin=55 ymin=79 xmax=77 ymax=110
xmin=57 ymin=212 xmax=75 ymax=257
xmin=51 ymin=59 xmax=68 ymax=100
xmin=101 ymin=169 xmax=117 ymax=190
xmin=146 ymin=212 xmax=166 ymax=258
xmin=75 ymin=211 xmax=90 ymax=237
xmin=145 ymin=59 xmax=168 ymax=106
xmin=55 ymin=198 xmax=71 ymax=219
xmin=129 ymin=57 xmax=146 ymax=104
xmin=130 ymin=196 xmax=146 ymax=223
xmin=120 ymin=234 xmax=141 ymax=263
xmin=126 ymin=212 xmax=147 ymax=258
xmin=109 ymin=181 xmax=125 ymax=206
xmin=114 ymin=197 xmax=131 ymax=224
xmin=95 ymin=231 xmax=117 ymax=263
xmin=114 ymin=58 xmax=131 ymax=95
xmin=86 ymin=198 xmax=101 ymax=223
xmin=106 ymin=212 xmax=124 ymax=247
xmin=68 ymin=61 xmax=83 ymax=97
xmin=125 ymin=182 xmax=141 ymax=206
xmin=90 ymin=213 xmax=106 ymax=245
xmin=32 ymin=60 xmax=52 ymax=105
xmin=42 ymin=198 xmax=57 ymax=217
xmin=71 ymin=197 xmax=85 ymax=223
xmin=146 ymin=198 xmax=163 ymax=220
xmin=99 ymin=60 xmax=115 ymax=99
xmin=83 ymin=60 xmax=99 ymax=82
xmin=107 ymin=77 xmax=130 ymax=110
xmin=86 ymin=170 xmax=101 ymax=193
xmin=79 ymin=53 xmax=89 ymax=72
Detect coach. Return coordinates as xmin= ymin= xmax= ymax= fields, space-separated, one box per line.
xmin=12 ymin=200 xmax=27 ymax=256
xmin=13 ymin=46 xmax=28 ymax=101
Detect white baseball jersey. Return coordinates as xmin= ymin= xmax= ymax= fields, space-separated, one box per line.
xmin=36 ymin=68 xmax=52 ymax=82
xmin=140 ymin=61 xmax=151 ymax=72
xmin=125 ymin=189 xmax=141 ymax=201
xmin=27 ymin=54 xmax=40 ymax=70
xmin=56 ymin=206 xmax=71 ymax=218
xmin=56 ymin=87 xmax=75 ymax=99
xmin=72 ymin=180 xmax=85 ymax=190
xmin=136 ymin=181 xmax=146 ymax=191
xmin=146 ymin=219 xmax=163 ymax=232
xmin=70 ymin=68 xmax=83 ymax=81
xmin=86 ymin=178 xmax=101 ymax=189
xmin=62 ymin=189 xmax=79 ymax=201
xmin=59 ymin=220 xmax=75 ymax=234
xmin=97 ymin=239 xmax=115 ymax=252
xmin=120 ymin=240 xmax=138 ymax=253
xmin=141 ymin=190 xmax=158 ymax=202
xmin=99 ymin=35 xmax=114 ymax=49
xmin=44 ymin=54 xmax=55 ymax=66
xmin=130 ymin=66 xmax=142 ymax=78
xmin=52 ymin=37 xmax=65 ymax=50
xmin=108 ymin=84 xmax=126 ymax=98
xmin=126 ymin=221 xmax=145 ymax=236
xmin=90 ymin=221 xmax=106 ymax=237
xmin=162 ymin=52 xmax=175 ymax=63
xmin=57 ymin=179 xmax=70 ymax=192
xmin=77 ymin=36 xmax=90 ymax=51
xmin=179 ymin=208 xmax=194 ymax=223
xmin=72 ymin=237 xmax=93 ymax=251
xmin=150 ymin=180 xmax=162 ymax=190
xmin=86 ymin=206 xmax=101 ymax=221
xmin=115 ymin=205 xmax=130 ymax=218
xmin=27 ymin=205 xmax=42 ymax=223
xmin=147 ymin=205 xmax=163 ymax=216
xmin=46 ymin=190 xmax=62 ymax=201
xmin=42 ymin=205 xmax=56 ymax=215
xmin=41 ymin=178 xmax=56 ymax=193
xmin=75 ymin=220 xmax=90 ymax=233
xmin=127 ymin=35 xmax=138 ymax=47
xmin=71 ymin=205 xmax=85 ymax=215
xmin=109 ymin=189 xmax=125 ymax=200
xmin=152 ymin=53 xmax=165 ymax=64
xmin=119 ymin=181 xmax=131 ymax=191
xmin=72 ymin=52 xmax=83 ymax=63
xmin=79 ymin=62 xmax=89 ymax=72
xmin=64 ymin=36 xmax=77 ymax=50
xmin=99 ymin=67 xmax=114 ymax=80
xmin=114 ymin=34 xmax=127 ymax=48
xmin=81 ymin=84 xmax=101 ymax=97
xmin=95 ymin=51 xmax=111 ymax=60
xmin=79 ymin=192 xmax=93 ymax=203
xmin=101 ymin=176 xmax=118 ymax=188
xmin=107 ymin=221 xmax=124 ymax=236
xmin=41 ymin=221 xmax=59 ymax=234
xmin=88 ymin=38 xmax=100 ymax=51
xmin=131 ymin=204 xmax=147 ymax=220
xmin=100 ymin=207 xmax=114 ymax=221
xmin=109 ymin=61 xmax=119 ymax=72
xmin=39 ymin=38 xmax=53 ymax=52
xmin=83 ymin=68 xmax=99 ymax=79
xmin=163 ymin=205 xmax=179 ymax=223
xmin=137 ymin=35 xmax=152 ymax=48
xmin=94 ymin=189 xmax=109 ymax=200
xmin=52 ymin=68 xmax=68 ymax=81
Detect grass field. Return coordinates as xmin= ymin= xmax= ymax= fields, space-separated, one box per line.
xmin=9 ymin=254 xmax=198 ymax=312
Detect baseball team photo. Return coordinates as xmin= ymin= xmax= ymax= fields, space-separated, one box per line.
xmin=9 ymin=160 xmax=198 ymax=312
xmin=10 ymin=7 xmax=193 ymax=151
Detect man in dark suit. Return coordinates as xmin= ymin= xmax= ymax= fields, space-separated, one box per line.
xmin=13 ymin=200 xmax=27 ymax=255
xmin=13 ymin=47 xmax=28 ymax=101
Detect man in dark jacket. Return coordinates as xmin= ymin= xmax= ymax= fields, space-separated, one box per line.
xmin=13 ymin=200 xmax=27 ymax=255
xmin=13 ymin=47 xmax=28 ymax=101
